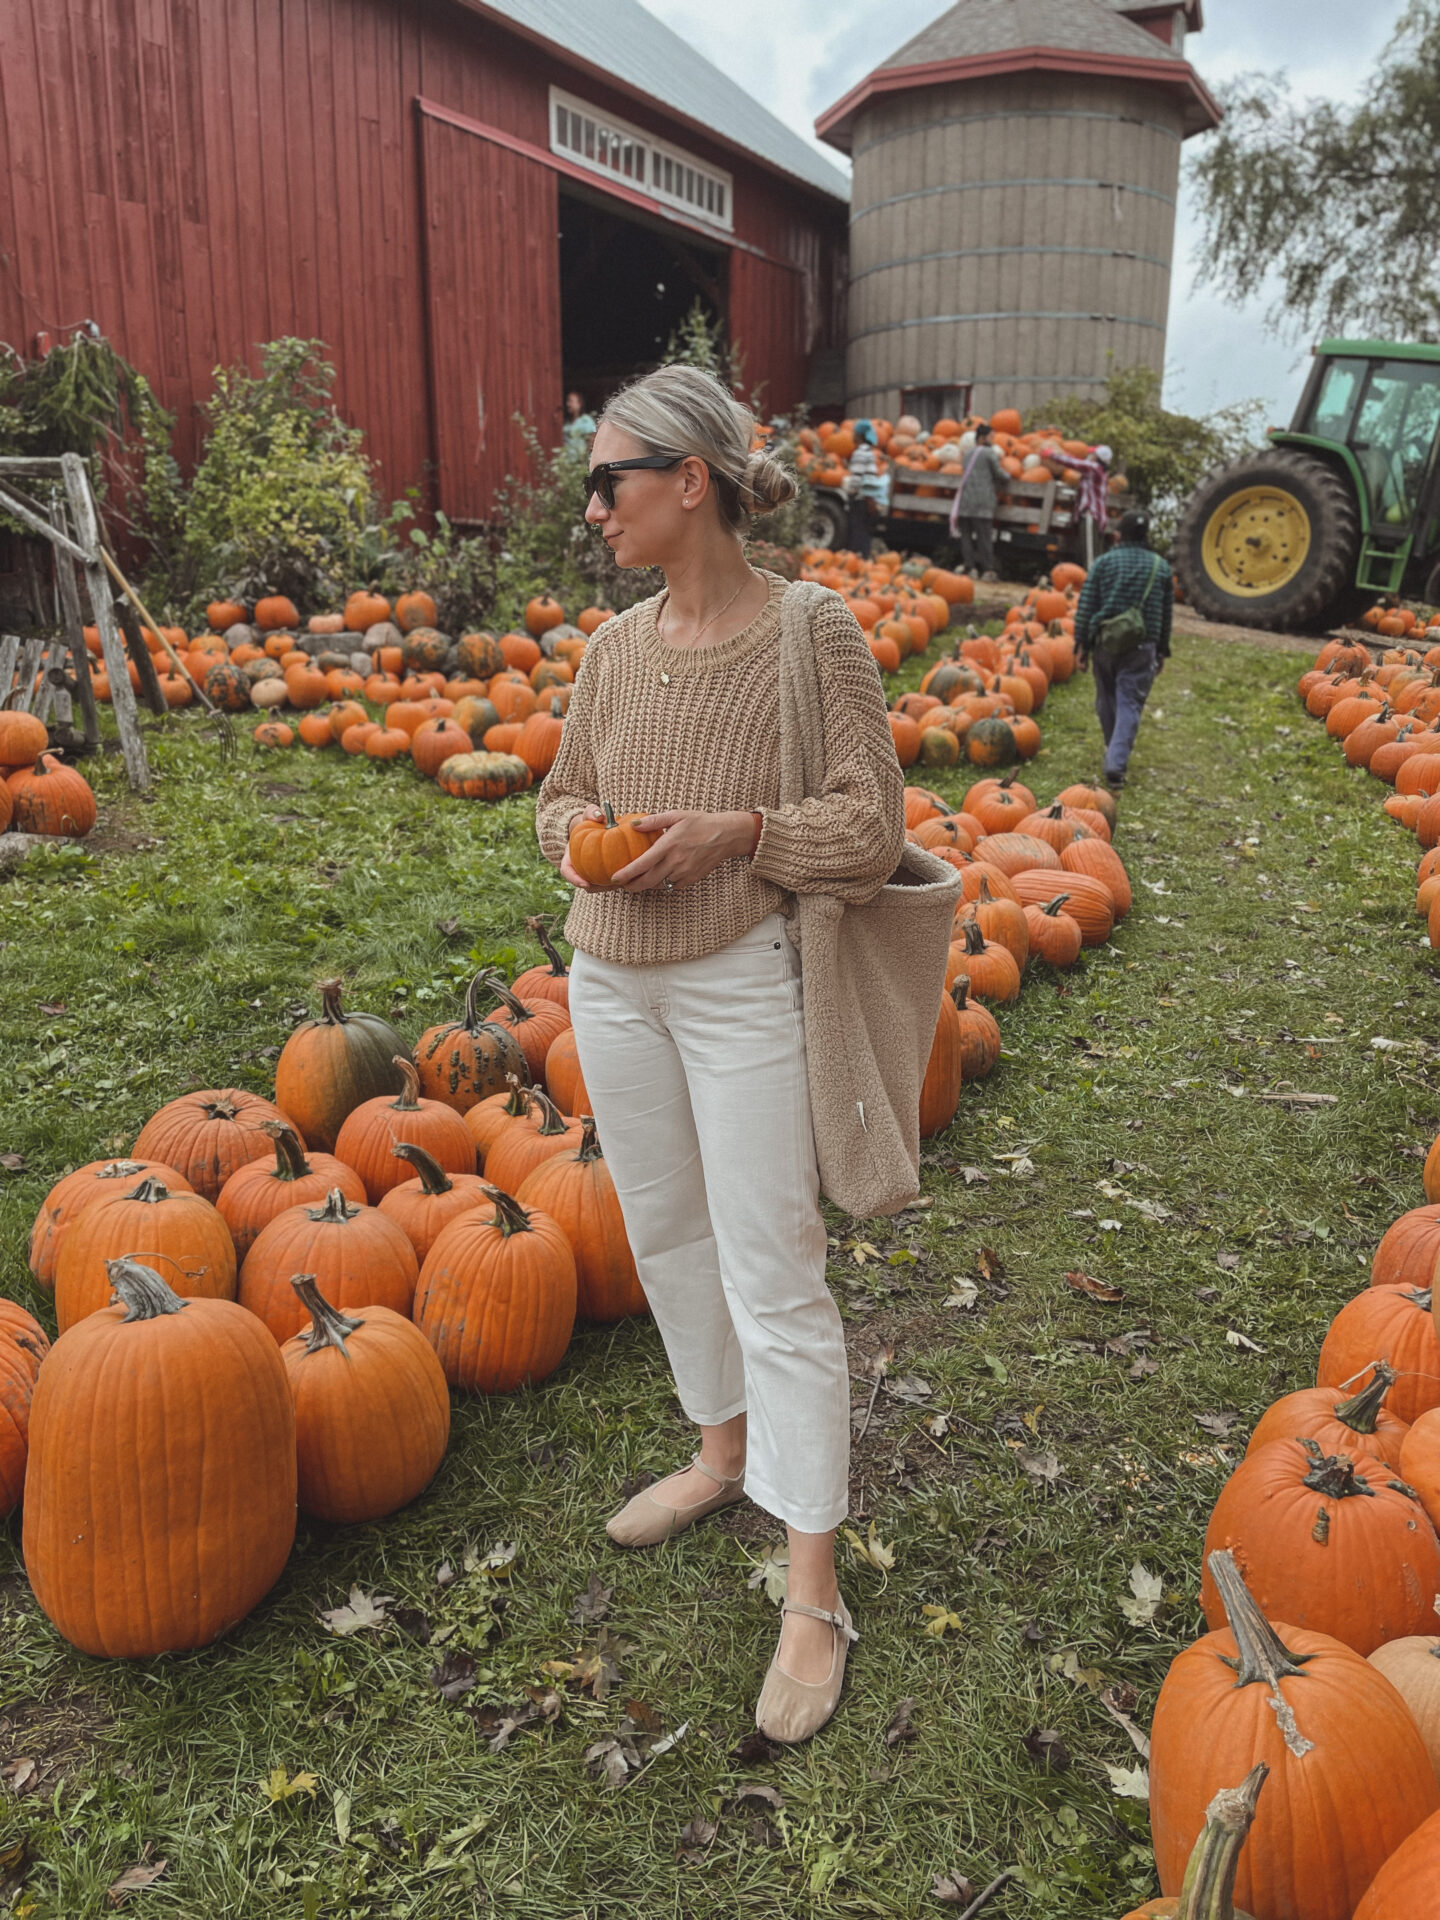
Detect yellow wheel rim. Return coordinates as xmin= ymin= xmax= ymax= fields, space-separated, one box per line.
xmin=1201 ymin=486 xmax=1312 ymax=598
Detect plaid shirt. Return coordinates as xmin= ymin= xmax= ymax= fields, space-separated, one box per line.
xmin=1074 ymin=544 xmax=1174 ymax=657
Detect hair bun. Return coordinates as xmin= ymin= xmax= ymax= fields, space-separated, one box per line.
xmin=739 ymin=448 xmax=798 ymax=517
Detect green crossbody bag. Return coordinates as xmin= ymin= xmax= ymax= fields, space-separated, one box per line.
xmin=1094 ymin=554 xmax=1162 ymax=661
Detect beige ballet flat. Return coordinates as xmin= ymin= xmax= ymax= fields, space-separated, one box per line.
xmin=754 ymin=1596 xmax=859 ymax=1744
xmin=605 ymin=1455 xmax=746 ymax=1548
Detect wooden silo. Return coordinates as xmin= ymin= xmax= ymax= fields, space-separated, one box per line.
xmin=816 ymin=0 xmax=1221 ymax=424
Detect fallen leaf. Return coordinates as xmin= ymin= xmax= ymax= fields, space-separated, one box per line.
xmin=959 ymin=1166 xmax=990 ymax=1185
xmin=435 ymin=1560 xmax=457 ymax=1589
xmin=925 ymin=1412 xmax=952 ymax=1439
xmin=745 ymin=1543 xmax=790 ymax=1606
xmin=1104 ymin=1761 xmax=1150 ymax=1799
xmin=1195 ymin=1411 xmax=1239 ymax=1437
xmin=976 ymin=1246 xmax=1005 ymax=1280
xmin=1128 ymin=1355 xmax=1159 ymax=1381
xmin=1118 ymin=1563 xmax=1164 ymax=1628
xmin=623 ymin=1698 xmax=664 ymax=1737
xmin=931 ymin=1872 xmax=977 ymax=1907
xmin=319 ymin=1586 xmax=392 ymax=1636
xmin=1 ymin=1758 xmax=36 ymax=1795
xmin=1050 ymin=1649 xmax=1107 ymax=1693
xmin=1022 ymin=1727 xmax=1071 ymax=1771
xmin=466 ymin=1540 xmax=517 ymax=1577
xmin=260 ymin=1767 xmax=318 ymax=1803
xmin=1216 ymin=1250 xmax=1241 ymax=1270
xmin=888 ymin=1373 xmax=933 ymax=1405
xmin=1018 ymin=1448 xmax=1061 ymax=1485
xmin=106 ymin=1855 xmax=168 ymax=1906
xmin=430 ymin=1649 xmax=478 ymax=1702
xmin=732 ymin=1782 xmax=785 ymax=1811
xmin=921 ymin=1604 xmax=963 ymax=1637
xmin=842 ymin=1522 xmax=897 ymax=1574
xmin=677 ymin=1816 xmax=717 ymax=1864
xmin=333 ymin=1790 xmax=352 ymax=1845
xmin=648 ymin=1721 xmax=689 ymax=1758
xmin=1065 ymin=1269 xmax=1125 ymax=1304
xmin=883 ymin=1698 xmax=918 ymax=1748
xmin=730 ymin=1729 xmax=781 ymax=1765
xmin=0 ymin=1153 xmax=27 ymax=1172
xmin=584 ymin=1736 xmax=636 ymax=1791
xmin=571 ymin=1573 xmax=612 ymax=1625
xmin=1100 ymin=1684 xmax=1152 ymax=1760
xmin=420 ymin=1814 xmax=489 ymax=1872
xmin=390 ymin=1605 xmax=432 ymax=1644
xmin=851 ymin=1240 xmax=882 ymax=1265
xmin=37 ymin=1002 xmax=66 ymax=1015
xmin=1225 ymin=1329 xmax=1265 ymax=1353
xmin=944 ymin=1279 xmax=979 ymax=1310
xmin=434 ymin=917 xmax=463 ymax=938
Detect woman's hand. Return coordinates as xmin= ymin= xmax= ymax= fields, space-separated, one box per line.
xmin=559 ymin=806 xmax=604 ymax=890
xmin=613 ymin=810 xmax=756 ymax=891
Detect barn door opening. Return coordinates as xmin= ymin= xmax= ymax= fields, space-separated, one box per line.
xmin=558 ymin=188 xmax=726 ymax=416
xmin=418 ymin=108 xmax=562 ymax=522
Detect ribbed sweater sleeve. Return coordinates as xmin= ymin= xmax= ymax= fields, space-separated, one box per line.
xmin=534 ymin=637 xmax=605 ymax=865
xmin=751 ymin=601 xmax=905 ymax=899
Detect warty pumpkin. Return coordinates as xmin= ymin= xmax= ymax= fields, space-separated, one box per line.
xmin=1199 ymin=1437 xmax=1440 ymax=1655
xmin=54 ymin=1175 xmax=237 ymax=1333
xmin=415 ymin=973 xmax=529 ymax=1115
xmin=274 ymin=978 xmax=410 ymax=1154
xmin=919 ymin=994 xmax=963 ymax=1138
xmin=215 ymin=1122 xmax=365 ymax=1259
xmin=377 ymin=1140 xmax=494 ymax=1263
xmin=1317 ymin=1285 xmax=1440 ymax=1424
xmin=334 ymin=1057 xmax=476 ymax=1203
xmin=238 ymin=1187 xmax=420 ymax=1344
xmin=134 ymin=1087 xmax=295 ymax=1200
xmin=1246 ymin=1363 xmax=1408 ymax=1470
xmin=1149 ymin=1550 xmax=1440 ymax=1920
xmin=23 ymin=1258 xmax=296 ymax=1657
xmin=516 ymin=1118 xmax=646 ymax=1323
xmin=1120 ymin=1766 xmax=1266 ymax=1920
xmin=281 ymin=1274 xmax=450 ymax=1524
xmin=414 ymin=1186 xmax=577 ymax=1391
xmin=477 ymin=972 xmax=571 ymax=1082
xmin=29 ymin=1156 xmax=194 ymax=1288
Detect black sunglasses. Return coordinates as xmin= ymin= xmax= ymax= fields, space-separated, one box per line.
xmin=583 ymin=454 xmax=683 ymax=509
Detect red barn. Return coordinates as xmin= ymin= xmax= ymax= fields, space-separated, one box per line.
xmin=0 ymin=0 xmax=849 ymax=518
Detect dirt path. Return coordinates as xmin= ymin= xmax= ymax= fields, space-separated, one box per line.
xmin=973 ymin=577 xmax=1320 ymax=656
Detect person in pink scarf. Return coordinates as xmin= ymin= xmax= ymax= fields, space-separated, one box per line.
xmin=1071 ymin=444 xmax=1112 ymax=564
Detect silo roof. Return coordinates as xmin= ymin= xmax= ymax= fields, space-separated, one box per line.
xmin=456 ymin=0 xmax=849 ymax=202
xmin=816 ymin=0 xmax=1221 ymax=152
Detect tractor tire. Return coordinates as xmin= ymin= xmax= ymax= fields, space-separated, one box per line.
xmin=804 ymin=491 xmax=847 ymax=552
xmin=1172 ymin=451 xmax=1360 ymax=632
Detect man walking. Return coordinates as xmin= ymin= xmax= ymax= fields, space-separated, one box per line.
xmin=1074 ymin=509 xmax=1173 ymax=790
xmin=948 ymin=422 xmax=1006 ymax=581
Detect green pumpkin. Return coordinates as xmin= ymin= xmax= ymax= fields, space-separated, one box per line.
xmin=202 ymin=660 xmax=252 ymax=711
xmin=966 ymin=717 xmax=1018 ymax=768
xmin=401 ymin=626 xmax=453 ymax=674
xmin=435 ymin=752 xmax=533 ymax=801
xmin=456 ymin=631 xmax=505 ymax=680
xmin=918 ymin=726 xmax=960 ymax=768
xmin=451 ymin=695 xmax=501 ymax=746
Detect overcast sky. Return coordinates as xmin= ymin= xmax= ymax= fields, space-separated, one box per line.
xmin=641 ymin=0 xmax=1407 ymax=426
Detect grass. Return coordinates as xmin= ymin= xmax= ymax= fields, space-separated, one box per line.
xmin=1 ymin=627 xmax=1437 ymax=1920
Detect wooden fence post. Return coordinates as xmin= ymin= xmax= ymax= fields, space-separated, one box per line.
xmin=60 ymin=452 xmax=149 ymax=791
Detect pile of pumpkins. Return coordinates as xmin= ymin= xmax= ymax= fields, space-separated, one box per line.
xmin=795 ymin=406 xmax=1128 ymax=519
xmin=1126 ymin=1147 xmax=1440 ymax=1919
xmin=1294 ymin=634 xmax=1440 ymax=948
xmin=85 ymin=588 xmax=615 ymax=805
xmin=906 ymin=773 xmax=1131 ymax=1140
xmin=0 ymin=709 xmax=97 ymax=839
xmin=1 ymin=930 xmax=637 ymax=1659
xmin=1358 ymin=601 xmax=1440 ymax=646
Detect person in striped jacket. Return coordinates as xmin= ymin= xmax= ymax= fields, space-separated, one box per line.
xmin=843 ymin=420 xmax=890 ymax=555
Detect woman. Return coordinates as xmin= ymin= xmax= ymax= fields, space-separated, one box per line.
xmin=534 ymin=364 xmax=904 ymax=1743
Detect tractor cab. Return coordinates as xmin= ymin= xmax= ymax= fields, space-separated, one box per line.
xmin=1175 ymin=340 xmax=1440 ymax=631
xmin=1280 ymin=343 xmax=1440 ymax=595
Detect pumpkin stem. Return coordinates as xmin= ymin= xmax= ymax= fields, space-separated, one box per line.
xmin=1298 ymin=1439 xmax=1376 ymax=1500
xmin=1207 ymin=1550 xmax=1314 ymax=1750
xmin=291 ymin=1272 xmax=364 ymax=1353
xmin=525 ymin=1089 xmax=571 ymax=1137
xmin=121 ymin=1175 xmax=173 ymax=1206
xmin=1334 ymin=1361 xmax=1398 ymax=1435
xmin=577 ymin=1115 xmax=602 ymax=1162
xmin=1041 ymin=894 xmax=1072 ymax=917
xmin=261 ymin=1121 xmax=312 ymax=1182
xmin=952 ymin=977 xmax=972 ymax=1012
xmin=307 ymin=1186 xmax=362 ymax=1224
xmin=479 ymin=1184 xmax=532 ymax=1237
xmin=1045 ymin=802 xmax=1064 ymax=819
xmin=601 ymin=800 xmax=618 ymax=829
xmin=1172 ymin=1764 xmax=1268 ymax=1920
xmin=524 ymin=917 xmax=570 ymax=980
xmin=976 ymin=874 xmax=996 ymax=905
xmin=106 ymin=1256 xmax=188 ymax=1320
xmin=316 ymin=978 xmax=350 ymax=1025
xmin=478 ymin=970 xmax=529 ymax=1023
xmin=390 ymin=1056 xmax=422 ymax=1110
xmin=390 ymin=1140 xmax=454 ymax=1194
xmin=962 ymin=919 xmax=985 ymax=955
xmin=200 ymin=1097 xmax=241 ymax=1121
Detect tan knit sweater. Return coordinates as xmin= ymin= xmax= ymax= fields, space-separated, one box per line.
xmin=534 ymin=572 xmax=906 ymax=965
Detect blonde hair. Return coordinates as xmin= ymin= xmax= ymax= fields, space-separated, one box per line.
xmin=599 ymin=365 xmax=796 ymax=532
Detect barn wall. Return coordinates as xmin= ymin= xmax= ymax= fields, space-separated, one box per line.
xmin=0 ymin=0 xmax=845 ymax=513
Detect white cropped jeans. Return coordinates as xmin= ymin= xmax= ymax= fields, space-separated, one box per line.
xmin=568 ymin=914 xmax=850 ymax=1533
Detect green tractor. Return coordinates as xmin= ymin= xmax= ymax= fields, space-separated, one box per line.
xmin=1174 ymin=341 xmax=1440 ymax=631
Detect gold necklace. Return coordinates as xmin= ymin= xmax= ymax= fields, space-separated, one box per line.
xmin=656 ymin=570 xmax=757 ymax=683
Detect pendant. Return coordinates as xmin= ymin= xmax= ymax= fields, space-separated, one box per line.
xmin=660 ymin=671 xmax=670 ymax=685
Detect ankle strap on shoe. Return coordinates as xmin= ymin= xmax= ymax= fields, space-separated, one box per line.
xmin=781 ymin=1600 xmax=860 ymax=1643
xmin=689 ymin=1454 xmax=743 ymax=1490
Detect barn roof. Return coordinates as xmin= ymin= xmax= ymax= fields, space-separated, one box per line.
xmin=458 ymin=0 xmax=849 ymax=202
xmin=816 ymin=0 xmax=1220 ymax=152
